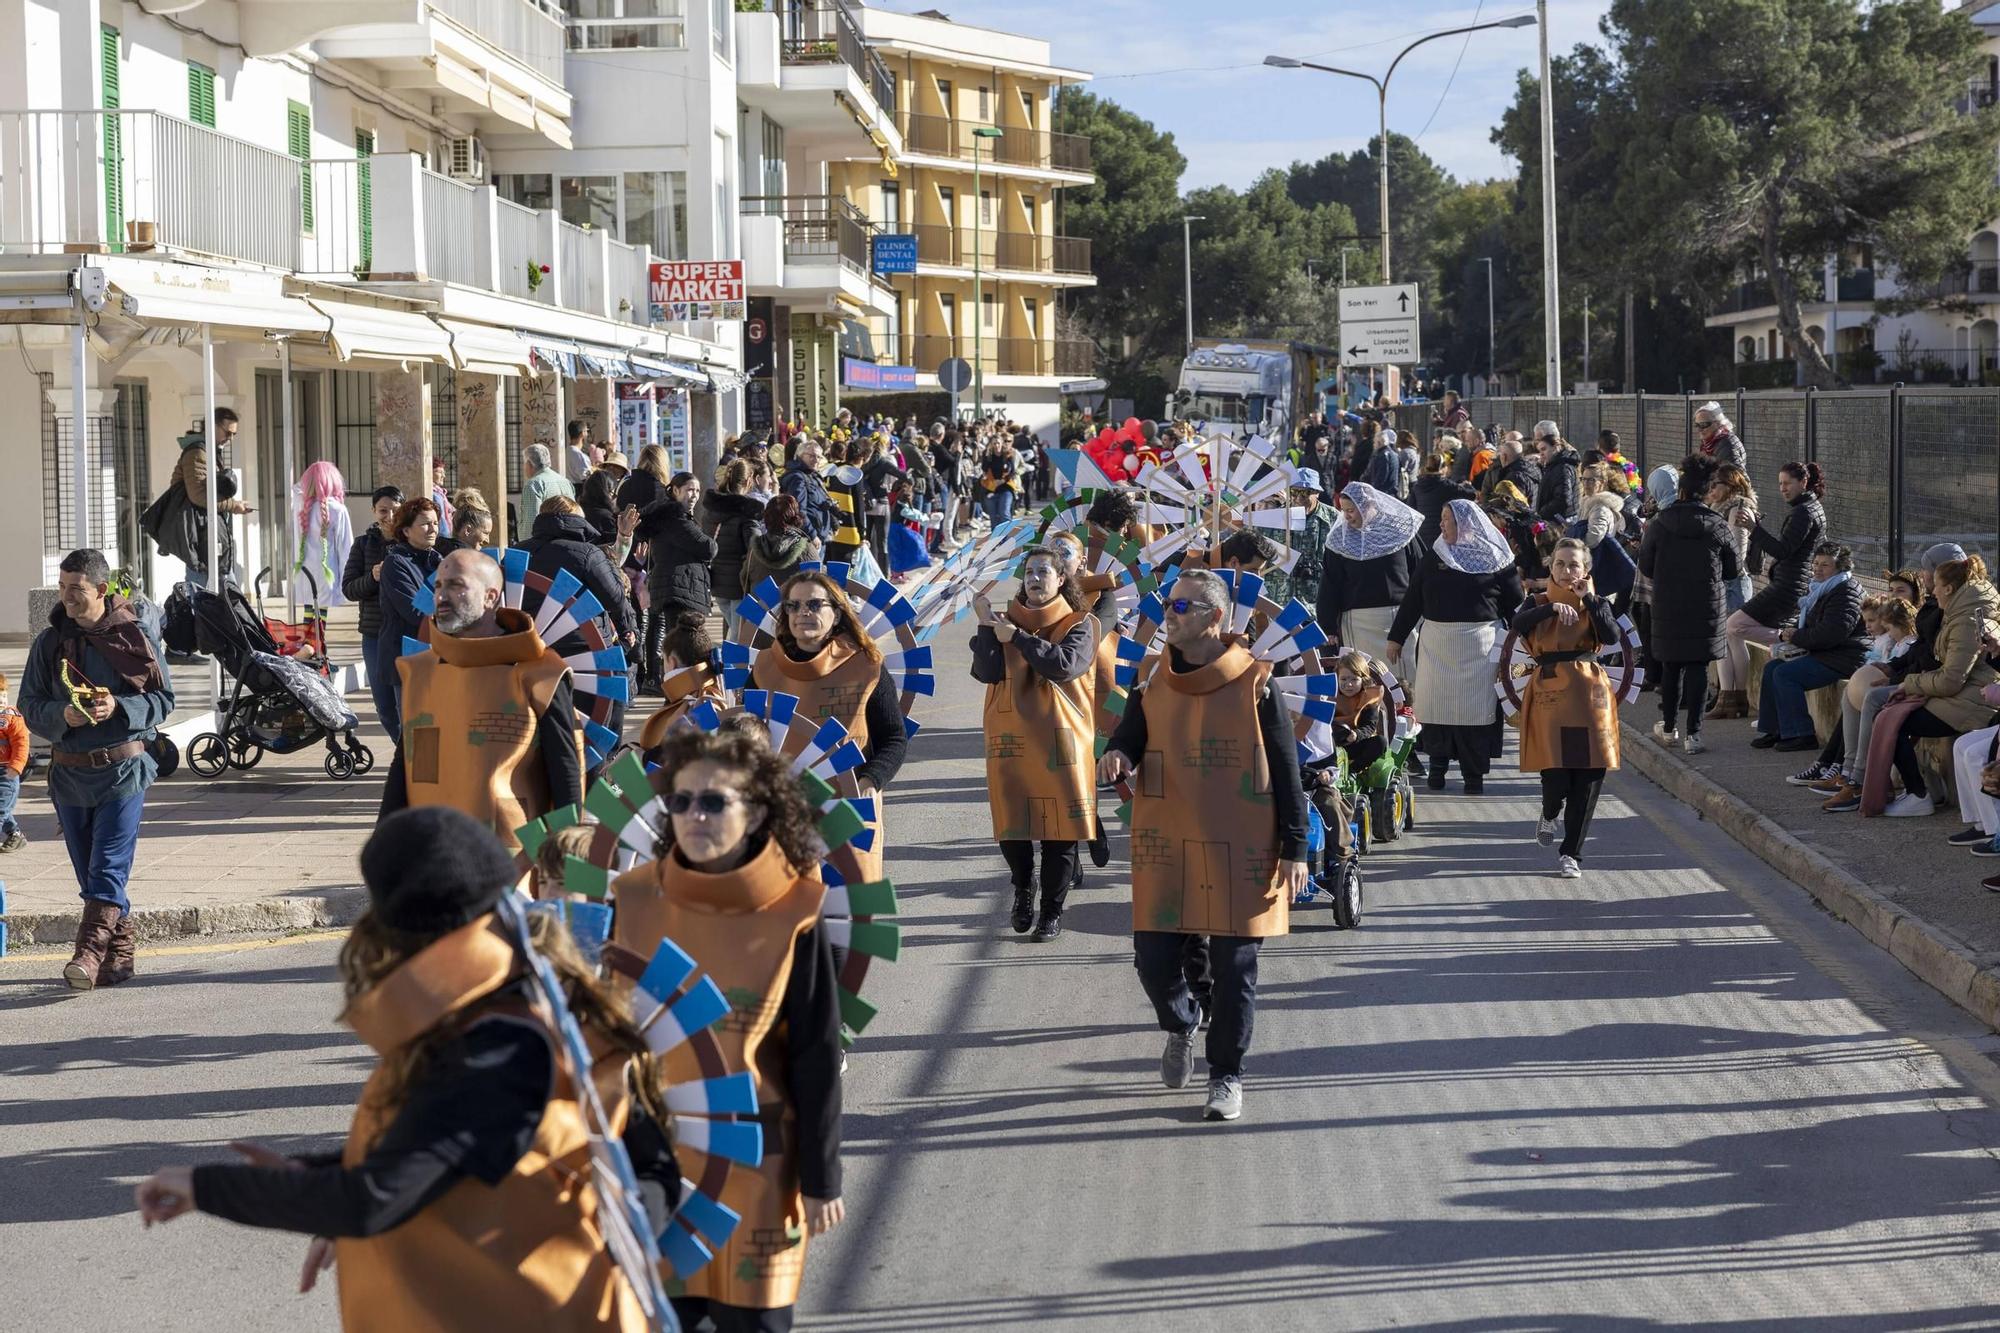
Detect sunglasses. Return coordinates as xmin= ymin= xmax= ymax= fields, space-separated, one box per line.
xmin=667 ymin=789 xmax=749 ymax=816
xmin=782 ymin=598 xmax=835 ymax=615
xmin=1167 ymin=597 xmax=1215 ymax=615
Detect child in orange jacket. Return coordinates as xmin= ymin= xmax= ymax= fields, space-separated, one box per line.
xmin=0 ymin=670 xmax=28 ymax=850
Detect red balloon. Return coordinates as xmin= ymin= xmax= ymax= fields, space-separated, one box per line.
xmin=1123 ymin=416 xmax=1141 ymax=434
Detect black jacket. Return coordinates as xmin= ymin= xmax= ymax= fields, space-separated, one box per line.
xmin=1389 ymin=553 xmax=1526 ymax=645
xmin=1535 ymin=446 xmax=1580 ymax=524
xmin=1316 ymin=537 xmax=1423 ymax=628
xmin=700 ymin=491 xmax=765 ymax=603
xmin=1747 ymin=494 xmax=1826 ymax=608
xmin=513 ymin=512 xmax=632 ymax=643
xmin=1788 ymin=576 xmax=1869 ymax=676
xmin=615 ymin=469 xmax=667 ymax=516
xmin=578 ymin=468 xmax=623 ymax=539
xmin=1637 ymin=499 xmax=1740 ymax=662
xmin=341 ymin=524 xmax=392 ymax=640
xmin=1410 ymin=474 xmax=1476 ymax=549
xmin=1489 ymin=454 xmax=1542 ymax=508
xmin=636 ymin=497 xmax=716 ymax=615
xmin=781 ymin=459 xmax=837 ymax=541
xmin=1884 ymin=596 xmax=1946 ymax=683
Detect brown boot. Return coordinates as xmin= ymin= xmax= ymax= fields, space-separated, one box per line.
xmin=96 ymin=911 xmax=136 ymax=987
xmin=1704 ymin=689 xmax=1748 ymax=721
xmin=64 ymin=900 xmax=121 ymax=990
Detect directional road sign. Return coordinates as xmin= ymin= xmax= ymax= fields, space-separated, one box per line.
xmin=1338 ymin=283 xmax=1422 ymax=366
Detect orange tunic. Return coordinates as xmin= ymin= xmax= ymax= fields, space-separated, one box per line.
xmin=396 ymin=608 xmax=578 ymax=850
xmin=983 ymin=597 xmax=1098 ymax=842
xmin=612 ymin=841 xmax=827 ymax=1310
xmin=337 ymin=917 xmax=646 ymax=1332
xmin=1128 ymin=642 xmax=1290 ymax=938
xmin=637 ymin=665 xmax=729 ymax=753
xmin=1515 ymin=587 xmax=1622 ymax=773
xmin=752 ymin=637 xmax=887 ymax=881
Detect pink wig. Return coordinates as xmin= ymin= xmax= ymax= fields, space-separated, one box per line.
xmin=297 ymin=459 xmax=347 ymax=534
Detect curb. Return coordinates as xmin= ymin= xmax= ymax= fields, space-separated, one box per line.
xmin=0 ymin=886 xmax=367 ymax=949
xmin=1618 ymin=720 xmax=2000 ymax=1034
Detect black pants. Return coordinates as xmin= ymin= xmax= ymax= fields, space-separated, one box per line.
xmin=643 ymin=605 xmax=668 ymax=685
xmin=999 ymin=838 xmax=1079 ymax=900
xmin=672 ymin=1298 xmax=793 ymax=1333
xmin=1634 ymin=601 xmax=1661 ymax=689
xmin=1657 ymin=660 xmax=1709 ymax=738
xmin=1133 ymin=931 xmax=1260 ymax=1079
xmin=1539 ymin=767 xmax=1606 ymax=861
xmin=1893 ymin=710 xmax=1960 ymax=798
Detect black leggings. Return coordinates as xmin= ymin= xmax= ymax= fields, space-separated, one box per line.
xmin=1893 ymin=710 xmax=1960 ymax=799
xmin=1540 ymin=767 xmax=1606 ymax=861
xmin=671 ymin=1298 xmax=793 ymax=1333
xmin=1657 ymin=660 xmax=1709 ymax=738
xmin=999 ymin=839 xmax=1079 ymax=900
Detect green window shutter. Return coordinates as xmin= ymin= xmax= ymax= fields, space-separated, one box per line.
xmin=188 ymin=62 xmax=215 ymax=127
xmin=101 ymin=25 xmax=123 ymax=252
xmin=355 ymin=130 xmax=374 ymax=274
xmin=287 ymin=100 xmax=313 ymax=234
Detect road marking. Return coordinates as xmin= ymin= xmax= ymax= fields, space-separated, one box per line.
xmin=0 ymin=929 xmax=348 ymax=966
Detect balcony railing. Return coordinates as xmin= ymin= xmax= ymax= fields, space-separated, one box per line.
xmin=904 ymin=224 xmax=1090 ymax=276
xmin=1944 ymin=261 xmax=2000 ymax=297
xmin=495 ymin=196 xmax=542 ymax=299
xmin=899 ymin=112 xmax=1091 ymax=173
xmin=421 ymin=170 xmax=484 ymax=288
xmin=430 ymin=0 xmax=568 ymax=82
xmin=565 ymin=0 xmax=687 ymax=50
xmin=0 ymin=109 xmax=303 ymax=269
xmin=742 ymin=194 xmax=874 ymax=276
xmin=768 ymin=0 xmax=895 ymax=115
xmin=901 ymin=334 xmax=1094 ymax=378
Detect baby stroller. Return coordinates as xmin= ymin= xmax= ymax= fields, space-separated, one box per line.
xmin=252 ymin=566 xmax=330 ymax=665
xmin=185 ymin=586 xmax=373 ymax=780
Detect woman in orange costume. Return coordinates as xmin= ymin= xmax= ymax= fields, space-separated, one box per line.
xmin=133 ymin=806 xmax=677 ymax=1332
xmin=638 ymin=610 xmax=729 ymax=756
xmin=612 ymin=724 xmax=845 ymax=1333
xmin=749 ymin=570 xmax=909 ymax=881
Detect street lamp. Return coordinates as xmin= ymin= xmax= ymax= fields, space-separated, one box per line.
xmin=1535 ymin=0 xmax=1560 ymax=395
xmin=1266 ymin=14 xmax=1535 ymax=285
xmin=970 ymin=124 xmax=1002 ymax=418
xmin=1339 ymin=243 xmax=1360 ymax=286
xmin=1478 ymin=256 xmax=1496 ymax=387
xmin=1182 ymin=214 xmax=1205 ymax=356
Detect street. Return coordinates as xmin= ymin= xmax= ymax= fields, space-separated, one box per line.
xmin=8 ymin=647 xmax=2000 ymax=1331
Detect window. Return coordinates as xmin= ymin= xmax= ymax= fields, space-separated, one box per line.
xmin=978 ymin=85 xmax=989 ymax=119
xmin=982 ymin=290 xmax=996 ymax=330
xmin=500 ymin=173 xmax=687 ymax=255
xmin=1022 ymin=295 xmax=1038 ymax=340
xmin=938 ymin=185 xmax=955 ymax=226
xmin=498 ymin=173 xmax=554 ymax=211
xmin=565 ymin=0 xmax=687 ymax=51
xmin=880 ymin=180 xmax=900 ymax=228
xmin=1020 ymin=191 xmax=1036 ymax=227
xmin=102 ymin=26 xmax=123 ymax=250
xmin=356 ymin=129 xmax=375 ymax=272
xmin=714 ymin=132 xmax=734 ymax=259
xmin=937 ymin=78 xmax=952 ymax=117
xmin=287 ymin=100 xmax=313 ymax=234
xmin=187 ymin=61 xmax=216 ymax=127
xmin=623 ymin=171 xmax=687 ymax=258
xmin=885 ymin=294 xmax=903 ymax=363
xmin=711 ymin=0 xmax=729 ymax=58
xmin=759 ymin=115 xmax=785 ymax=198
xmin=559 ymin=175 xmax=618 ymax=232
xmin=330 ymin=371 xmax=376 ymax=492
xmin=1020 ymin=87 xmax=1034 ymax=122
xmin=939 ymin=292 xmax=956 ymax=341
xmin=980 ymin=190 xmax=992 ymax=226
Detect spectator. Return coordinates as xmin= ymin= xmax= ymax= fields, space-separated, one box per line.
xmin=860 ymin=435 xmax=905 ymax=569
xmin=1265 ymin=470 xmax=1335 ymax=609
xmin=450 ymin=499 xmax=493 ymax=552
xmin=430 ymin=458 xmax=455 ymax=537
xmin=563 ymin=418 xmax=594 ymax=484
xmin=617 ymin=443 xmax=672 ymax=515
xmin=0 ymin=670 xmax=25 ymax=852
xmin=1636 ymin=459 xmax=1728 ymax=752
xmin=1750 ymin=542 xmax=1866 ymax=752
xmin=1431 ymin=389 xmax=1470 ymax=431
xmin=1694 ymin=401 xmax=1748 ymax=471
xmin=979 ymin=435 xmax=1021 ymax=523
xmin=636 ymin=471 xmax=717 ymax=690
xmin=19 ymin=548 xmax=174 ymax=989
xmin=1410 ymin=451 xmax=1476 ymax=549
xmin=516 ymin=496 xmax=633 ymax=651
xmin=1532 ymin=422 xmax=1580 ymax=525
xmin=1459 ymin=423 xmax=1496 ymax=488
xmin=743 ymin=494 xmax=821 ymax=594
xmin=1485 ymin=433 xmax=1542 ymax=509
xmin=147 ymin=407 xmax=250 ymax=589
xmin=1703 ymin=464 xmax=1759 ymax=615
xmin=1713 ymin=461 xmax=1827 ymax=719
xmin=292 ymin=460 xmax=353 ymax=614
xmin=781 ymin=435 xmax=837 ymax=542
xmin=1571 ymin=463 xmax=1636 ymax=607
xmin=521 ymin=442 xmax=575 ymax=521
xmin=579 ymin=448 xmax=629 ymax=539
xmin=374 ymin=496 xmax=446 ymax=743
xmin=1871 ymin=555 xmax=2000 ymax=817
xmin=342 ymin=486 xmax=403 ymax=728
xmin=703 ymin=459 xmax=766 ymax=635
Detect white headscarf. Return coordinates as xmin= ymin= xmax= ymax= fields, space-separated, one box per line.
xmin=1434 ymin=497 xmax=1515 ymax=575
xmin=1326 ymin=481 xmax=1422 ymax=561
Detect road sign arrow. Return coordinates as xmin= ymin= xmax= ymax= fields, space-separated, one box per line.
xmin=1397 ymin=292 xmax=1410 ymax=312
xmin=1348 ymin=344 xmax=1366 ymax=359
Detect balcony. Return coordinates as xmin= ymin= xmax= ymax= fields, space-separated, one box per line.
xmin=901 ymin=334 xmax=1094 ymax=379
xmin=771 ymin=0 xmax=895 ymax=116
xmin=735 ymin=1 xmax=900 ymax=154
xmin=898 ymin=113 xmax=1092 ymax=176
xmin=1943 ymin=261 xmax=2000 ymax=298
xmin=0 ymin=109 xmax=660 ymax=329
xmin=740 ymin=194 xmax=894 ymax=315
xmin=906 ymin=224 xmax=1091 ymax=278
xmin=566 ymin=0 xmax=687 ymax=50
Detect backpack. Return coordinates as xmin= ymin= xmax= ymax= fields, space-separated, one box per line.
xmin=140 ymin=483 xmax=190 ymax=563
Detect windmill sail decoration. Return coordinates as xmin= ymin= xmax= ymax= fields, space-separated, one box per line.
xmin=493 ymin=892 xmax=680 ymax=1327
xmin=729 ymin=565 xmax=933 ymax=727
xmin=1490 ymin=601 xmax=1647 ymax=718
xmin=903 ymin=514 xmax=1042 ymax=639
xmin=1043 ymin=447 xmax=1121 ymax=495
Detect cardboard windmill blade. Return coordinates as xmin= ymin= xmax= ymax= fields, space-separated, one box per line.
xmin=905 ymin=514 xmax=1043 ymax=638
xmin=1491 ymin=607 xmax=1647 ymax=721
xmin=728 ymin=564 xmax=935 ymax=725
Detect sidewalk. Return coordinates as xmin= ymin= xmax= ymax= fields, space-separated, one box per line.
xmin=1621 ymin=708 xmax=2000 ymax=1031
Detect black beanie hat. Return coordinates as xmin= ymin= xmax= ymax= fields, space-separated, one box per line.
xmin=361 ymin=807 xmax=516 ymax=941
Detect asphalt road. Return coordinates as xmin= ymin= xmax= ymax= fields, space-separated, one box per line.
xmin=8 ymin=641 xmax=2000 ymax=1331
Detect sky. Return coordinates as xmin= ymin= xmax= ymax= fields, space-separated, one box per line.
xmin=873 ymin=0 xmax=1615 ymax=190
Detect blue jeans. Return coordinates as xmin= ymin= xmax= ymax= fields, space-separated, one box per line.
xmin=363 ymin=634 xmax=400 ymax=744
xmin=1757 ymin=655 xmax=1843 ymax=741
xmin=932 ymin=487 xmax=952 ymax=548
xmin=0 ymin=770 xmax=19 ymax=838
xmin=984 ymin=487 xmax=1015 ymax=522
xmin=55 ymin=790 xmax=145 ymax=911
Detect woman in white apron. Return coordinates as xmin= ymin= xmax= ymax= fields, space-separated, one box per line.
xmin=1387 ymin=498 xmax=1524 ymax=794
xmin=1319 ymin=481 xmax=1425 ymax=666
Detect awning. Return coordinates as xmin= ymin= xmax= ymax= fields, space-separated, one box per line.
xmin=629 ymin=353 xmax=712 ymax=387
xmin=304 ymin=298 xmax=454 ymax=367
xmin=107 ymin=269 xmax=325 ymax=338
xmin=527 ymin=336 xmax=644 ymax=379
xmin=434 ymin=317 xmax=535 ymax=376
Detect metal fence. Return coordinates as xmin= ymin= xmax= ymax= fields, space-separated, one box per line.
xmin=1389 ymin=388 xmax=2000 ymax=573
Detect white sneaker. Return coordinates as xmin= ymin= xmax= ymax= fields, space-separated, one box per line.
xmin=1884 ymin=792 xmax=1936 ymax=818
xmin=1558 ymin=855 xmax=1582 ymax=878
xmin=1683 ymin=733 xmax=1706 ymax=755
xmin=1535 ymin=817 xmax=1556 ymax=846
xmin=1651 ymin=721 xmax=1679 ymax=745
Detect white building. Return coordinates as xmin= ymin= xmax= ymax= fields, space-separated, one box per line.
xmin=1706 ymin=0 xmax=2000 ymax=388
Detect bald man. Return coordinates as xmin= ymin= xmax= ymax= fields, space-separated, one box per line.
xmin=380 ymin=548 xmax=583 ymax=847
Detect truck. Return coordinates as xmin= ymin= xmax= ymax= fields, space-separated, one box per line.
xmin=1172 ymin=338 xmax=1340 ymax=441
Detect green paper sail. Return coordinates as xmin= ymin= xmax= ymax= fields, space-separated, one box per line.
xmin=838 ymin=986 xmax=878 ymax=1036
xmin=562 ymin=856 xmax=610 ymax=901
xmin=607 ymin=748 xmax=649 ymax=796
xmin=1104 ymin=692 xmax=1129 ymax=717
xmin=1116 ymin=799 xmax=1132 ymax=824
xmin=797 ymin=770 xmax=836 ymax=806
xmin=515 ymin=817 xmax=550 ymax=860
xmin=846 ymin=920 xmax=900 ymax=962
xmin=545 ymin=804 xmax=582 ymax=833
xmin=817 ymin=798 xmax=866 ymax=851
xmin=843 ymin=879 xmax=898 ymax=917
xmin=585 ymin=779 xmax=635 ymax=832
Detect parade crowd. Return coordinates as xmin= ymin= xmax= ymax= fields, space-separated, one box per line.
xmin=16 ymin=387 xmax=2000 ymax=1331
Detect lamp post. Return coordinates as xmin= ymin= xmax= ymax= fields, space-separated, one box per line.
xmin=1182 ymin=213 xmax=1205 ymax=356
xmin=1478 ymin=256 xmax=1496 ymax=387
xmin=1266 ymin=14 xmax=1534 ymax=285
xmin=970 ymin=124 xmax=1001 ymax=418
xmin=1340 ymin=244 xmax=1360 ymax=286
xmin=1536 ymin=0 xmax=1560 ymax=395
